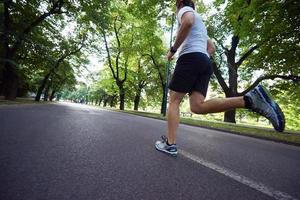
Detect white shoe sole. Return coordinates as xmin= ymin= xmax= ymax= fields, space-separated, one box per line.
xmin=155 ymin=143 xmax=178 ymax=156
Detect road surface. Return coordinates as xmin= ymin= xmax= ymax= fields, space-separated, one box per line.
xmin=0 ymin=102 xmax=299 ymax=200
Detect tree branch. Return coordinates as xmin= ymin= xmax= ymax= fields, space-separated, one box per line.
xmin=211 ymin=59 xmax=229 ymax=94
xmin=124 ymin=33 xmax=134 ymax=82
xmin=50 ymin=41 xmax=84 ymax=75
xmin=239 ymin=74 xmax=300 ymax=96
xmin=229 ymin=35 xmax=239 ymax=55
xmin=213 ymin=37 xmax=229 ymax=52
xmin=100 ymin=28 xmax=116 ymax=80
xmin=114 ymin=17 xmax=123 ymax=80
xmin=236 ymin=45 xmax=259 ymax=66
xmin=142 ymin=53 xmax=165 ymax=88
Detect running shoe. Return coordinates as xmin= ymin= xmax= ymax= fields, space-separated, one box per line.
xmin=155 ymin=135 xmax=178 ymax=156
xmin=244 ymin=85 xmax=285 ymax=132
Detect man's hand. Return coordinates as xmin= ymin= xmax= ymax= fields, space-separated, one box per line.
xmin=167 ymin=50 xmax=175 ymax=61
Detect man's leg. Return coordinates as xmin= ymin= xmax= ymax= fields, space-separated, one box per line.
xmin=189 ymin=85 xmax=285 ymax=132
xmin=155 ymin=90 xmax=185 ymax=156
xmin=167 ymin=90 xmax=186 ymax=144
xmin=189 ymin=91 xmax=245 ymax=114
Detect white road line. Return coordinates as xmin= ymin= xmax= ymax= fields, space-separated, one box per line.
xmin=179 ymin=150 xmax=298 ymax=200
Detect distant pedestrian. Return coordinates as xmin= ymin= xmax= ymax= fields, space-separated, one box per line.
xmin=155 ymin=0 xmax=285 ymax=156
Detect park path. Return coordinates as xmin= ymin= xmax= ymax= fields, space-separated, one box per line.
xmin=0 ymin=102 xmax=299 ymax=200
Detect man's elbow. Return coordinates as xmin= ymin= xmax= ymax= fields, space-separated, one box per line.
xmin=182 ymin=20 xmax=194 ymax=31
xmin=185 ymin=16 xmax=195 ymax=27
xmin=186 ymin=20 xmax=194 ymax=28
xmin=207 ymin=39 xmax=216 ymax=56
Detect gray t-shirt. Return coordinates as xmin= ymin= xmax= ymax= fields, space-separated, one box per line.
xmin=177 ymin=6 xmax=208 ymax=56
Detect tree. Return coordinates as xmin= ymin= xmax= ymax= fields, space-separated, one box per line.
xmin=0 ymin=0 xmax=70 ymax=100
xmin=207 ymin=0 xmax=300 ymax=123
xmin=131 ymin=59 xmax=151 ymax=110
xmin=133 ymin=0 xmax=172 ymax=114
xmin=85 ymin=0 xmax=171 ymax=111
xmin=35 ymin=37 xmax=85 ymax=101
xmin=93 ymin=68 xmax=119 ymax=107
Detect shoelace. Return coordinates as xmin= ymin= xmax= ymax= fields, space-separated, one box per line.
xmin=161 ymin=135 xmax=168 ymax=143
xmin=161 ymin=135 xmax=177 ymax=153
xmin=161 ymin=135 xmax=177 ymax=148
xmin=251 ymin=90 xmax=273 ymax=119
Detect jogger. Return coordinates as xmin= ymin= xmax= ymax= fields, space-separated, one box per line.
xmin=155 ymin=0 xmax=285 ymax=156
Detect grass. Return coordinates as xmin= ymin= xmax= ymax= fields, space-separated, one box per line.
xmin=0 ymin=96 xmax=50 ymax=106
xmin=1 ymin=99 xmax=299 ymax=146
xmin=111 ymin=108 xmax=300 ymax=146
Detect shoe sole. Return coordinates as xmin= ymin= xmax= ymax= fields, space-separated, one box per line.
xmin=256 ymin=85 xmax=285 ymax=132
xmin=155 ymin=144 xmax=178 ymax=157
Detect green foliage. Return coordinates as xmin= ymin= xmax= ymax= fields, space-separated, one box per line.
xmin=208 ymin=0 xmax=299 ymax=86
xmin=236 ymin=0 xmax=300 ymax=75
xmin=206 ymin=0 xmax=299 ymax=125
xmin=270 ymin=83 xmax=300 ymax=131
xmin=0 ymin=0 xmax=109 ymax=99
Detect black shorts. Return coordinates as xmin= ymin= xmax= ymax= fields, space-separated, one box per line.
xmin=168 ymin=52 xmax=213 ymax=97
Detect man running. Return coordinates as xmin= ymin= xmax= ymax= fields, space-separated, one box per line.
xmin=155 ymin=0 xmax=285 ymax=156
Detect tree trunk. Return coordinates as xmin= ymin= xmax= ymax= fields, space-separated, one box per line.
xmin=134 ymin=94 xmax=140 ymax=111
xmin=223 ymin=92 xmax=238 ymax=123
xmin=224 ymin=110 xmax=236 ymax=123
xmin=56 ymin=93 xmax=60 ymax=101
xmin=103 ymin=98 xmax=108 ymax=107
xmin=3 ymin=62 xmax=19 ymax=100
xmin=2 ymin=1 xmax=18 ymax=100
xmin=133 ymin=88 xmax=142 ymax=111
xmin=0 ymin=81 xmax=3 ymax=96
xmin=43 ymin=91 xmax=49 ymax=101
xmin=49 ymin=90 xmax=56 ymax=101
xmin=98 ymin=98 xmax=102 ymax=106
xmin=43 ymin=83 xmax=51 ymax=101
xmin=110 ymin=96 xmax=115 ymax=107
xmin=35 ymin=73 xmax=50 ymax=101
xmin=0 ymin=53 xmax=3 ymax=95
xmin=224 ymin=36 xmax=239 ymax=123
xmin=119 ymin=91 xmax=125 ymax=110
xmin=118 ymin=83 xmax=125 ymax=110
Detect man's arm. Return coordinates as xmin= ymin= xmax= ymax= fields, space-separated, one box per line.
xmin=167 ymin=11 xmax=195 ymax=61
xmin=207 ymin=39 xmax=216 ymax=56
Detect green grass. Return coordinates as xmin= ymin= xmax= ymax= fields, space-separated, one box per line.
xmin=111 ymin=108 xmax=300 ymax=146
xmin=0 ymin=97 xmax=50 ymax=106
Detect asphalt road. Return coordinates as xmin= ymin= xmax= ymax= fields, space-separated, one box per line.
xmin=0 ymin=102 xmax=299 ymax=200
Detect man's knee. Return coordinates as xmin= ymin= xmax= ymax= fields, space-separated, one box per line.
xmin=169 ymin=98 xmax=182 ymax=106
xmin=169 ymin=91 xmax=185 ymax=105
xmin=190 ymin=103 xmax=207 ymax=114
xmin=189 ymin=91 xmax=206 ymax=114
